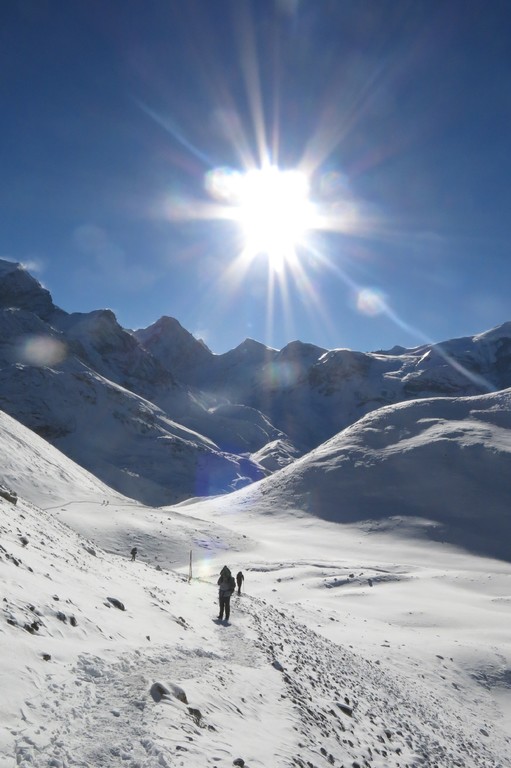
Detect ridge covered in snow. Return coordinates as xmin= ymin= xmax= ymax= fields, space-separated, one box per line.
xmin=227 ymin=388 xmax=511 ymax=560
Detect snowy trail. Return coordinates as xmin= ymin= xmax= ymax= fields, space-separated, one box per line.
xmin=3 ymin=488 xmax=510 ymax=767
xmin=9 ymin=567 xmax=511 ymax=768
xmin=12 ymin=599 xmax=297 ymax=768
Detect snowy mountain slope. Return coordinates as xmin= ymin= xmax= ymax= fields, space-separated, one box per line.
xmin=1 ymin=409 xmax=510 ymax=766
xmin=133 ymin=315 xmax=213 ymax=380
xmin=0 ymin=362 xmax=267 ymax=505
xmin=0 ymin=407 xmax=249 ymax=560
xmin=250 ymin=436 xmax=301 ymax=471
xmin=139 ymin=311 xmax=511 ymax=451
xmin=0 ymin=261 xmax=274 ymax=502
xmin=182 ymin=403 xmax=286 ymax=455
xmin=139 ymin=331 xmax=279 ymax=398
xmin=222 ymin=388 xmax=511 ymax=560
xmin=0 ymin=308 xmax=63 ymax=366
xmin=245 ymin=330 xmax=510 ymax=449
xmin=52 ymin=308 xmax=180 ymax=399
xmin=0 ymin=408 xmax=113 ymax=506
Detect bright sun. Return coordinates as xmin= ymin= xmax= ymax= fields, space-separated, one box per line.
xmin=236 ymin=167 xmax=314 ymax=269
xmin=206 ymin=165 xmax=315 ymax=272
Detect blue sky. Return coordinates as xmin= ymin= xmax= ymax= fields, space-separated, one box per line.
xmin=2 ymin=0 xmax=511 ymax=353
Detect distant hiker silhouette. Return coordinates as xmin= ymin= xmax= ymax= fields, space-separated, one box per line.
xmin=236 ymin=571 xmax=244 ymax=595
xmin=217 ymin=565 xmax=235 ymax=621
xmin=130 ymin=547 xmax=137 ymax=561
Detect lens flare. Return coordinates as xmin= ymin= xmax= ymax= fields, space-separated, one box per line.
xmin=18 ymin=336 xmax=67 ymax=366
xmin=263 ymin=360 xmax=301 ymax=387
xmin=356 ymin=288 xmax=387 ymax=317
xmin=204 ymin=166 xmax=242 ymax=203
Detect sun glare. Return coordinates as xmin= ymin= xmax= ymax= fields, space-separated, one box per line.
xmin=236 ymin=167 xmax=314 ymax=268
xmin=206 ymin=165 xmax=315 ymax=272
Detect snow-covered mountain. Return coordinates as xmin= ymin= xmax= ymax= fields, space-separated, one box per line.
xmin=0 ymin=261 xmax=274 ymax=504
xmin=225 ymin=388 xmax=511 ymax=561
xmin=0 ymin=259 xmax=62 ymax=321
xmin=139 ymin=307 xmax=511 ymax=453
xmin=2 ymin=257 xmax=511 ymax=511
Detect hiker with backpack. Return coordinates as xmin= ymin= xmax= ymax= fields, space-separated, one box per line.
xmin=217 ymin=565 xmax=236 ymax=621
xmin=236 ymin=570 xmax=244 ymax=595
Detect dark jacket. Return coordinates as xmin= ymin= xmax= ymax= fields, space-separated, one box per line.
xmin=218 ymin=567 xmax=235 ymax=596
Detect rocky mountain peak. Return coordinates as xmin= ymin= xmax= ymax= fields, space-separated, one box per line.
xmin=134 ymin=315 xmax=212 ymax=376
xmin=0 ymin=259 xmax=59 ymax=321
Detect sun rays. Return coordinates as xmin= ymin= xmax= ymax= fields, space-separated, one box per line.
xmin=149 ymin=3 xmax=410 ymax=350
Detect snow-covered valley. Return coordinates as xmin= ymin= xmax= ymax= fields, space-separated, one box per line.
xmin=1 ymin=410 xmax=510 ymax=767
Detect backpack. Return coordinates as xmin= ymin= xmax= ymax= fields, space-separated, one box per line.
xmin=228 ymin=575 xmax=236 ymax=592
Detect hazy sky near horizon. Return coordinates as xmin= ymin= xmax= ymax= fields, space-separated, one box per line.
xmin=2 ymin=0 xmax=511 ymax=353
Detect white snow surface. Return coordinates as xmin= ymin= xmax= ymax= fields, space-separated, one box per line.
xmin=1 ymin=408 xmax=511 ymax=767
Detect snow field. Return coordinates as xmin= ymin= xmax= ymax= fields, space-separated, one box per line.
xmin=1 ymin=407 xmax=510 ymax=766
